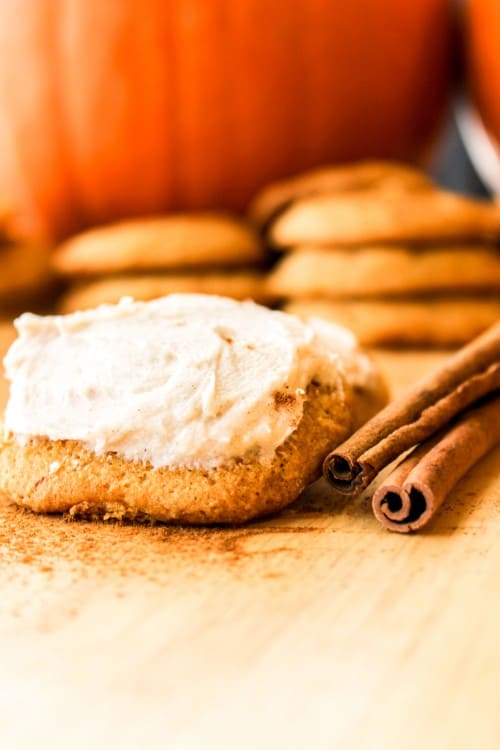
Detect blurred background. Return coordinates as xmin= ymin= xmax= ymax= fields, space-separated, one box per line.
xmin=434 ymin=114 xmax=493 ymax=197
xmin=0 ymin=0 xmax=498 ymax=238
xmin=0 ymin=0 xmax=498 ymax=333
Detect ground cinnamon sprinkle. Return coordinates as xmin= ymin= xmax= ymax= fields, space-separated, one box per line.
xmin=273 ymin=390 xmax=297 ymax=409
xmin=0 ymin=502 xmax=319 ymax=585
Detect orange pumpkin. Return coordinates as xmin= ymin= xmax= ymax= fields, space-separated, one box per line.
xmin=0 ymin=0 xmax=454 ymax=241
xmin=467 ymin=0 xmax=500 ymax=146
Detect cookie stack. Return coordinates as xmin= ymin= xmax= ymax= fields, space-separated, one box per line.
xmin=255 ymin=162 xmax=500 ymax=346
xmin=55 ymin=212 xmax=273 ymax=312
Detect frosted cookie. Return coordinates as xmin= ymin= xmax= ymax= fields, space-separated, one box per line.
xmin=0 ymin=243 xmax=53 ymax=307
xmin=284 ymin=298 xmax=500 ymax=347
xmin=59 ymin=271 xmax=275 ymax=313
xmin=0 ymin=295 xmax=387 ymax=524
xmin=268 ymin=246 xmax=500 ymax=299
xmin=271 ymin=189 xmax=500 ymax=247
xmin=52 ymin=213 xmax=265 ymax=276
xmin=248 ymin=161 xmax=432 ymax=227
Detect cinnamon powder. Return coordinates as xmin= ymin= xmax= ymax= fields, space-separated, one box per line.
xmin=273 ymin=390 xmax=297 ymax=409
xmin=0 ymin=503 xmax=319 ymax=585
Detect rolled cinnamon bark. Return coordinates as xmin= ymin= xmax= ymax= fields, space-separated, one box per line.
xmin=323 ymin=322 xmax=500 ymax=495
xmin=372 ymin=395 xmax=500 ymax=532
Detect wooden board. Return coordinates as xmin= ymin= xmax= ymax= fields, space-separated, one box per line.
xmin=0 ymin=324 xmax=499 ymax=750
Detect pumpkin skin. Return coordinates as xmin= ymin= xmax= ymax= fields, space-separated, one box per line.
xmin=467 ymin=0 xmax=500 ymax=147
xmin=0 ymin=0 xmax=454 ymax=241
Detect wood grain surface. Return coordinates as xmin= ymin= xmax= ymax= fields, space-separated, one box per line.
xmin=0 ymin=322 xmax=499 ymax=750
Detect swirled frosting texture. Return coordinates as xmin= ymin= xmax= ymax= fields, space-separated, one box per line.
xmin=4 ymin=294 xmax=376 ymax=469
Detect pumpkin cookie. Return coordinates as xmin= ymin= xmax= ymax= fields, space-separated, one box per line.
xmin=284 ymin=298 xmax=500 ymax=347
xmin=248 ymin=160 xmax=432 ymax=227
xmin=59 ymin=271 xmax=274 ymax=313
xmin=271 ymin=189 xmax=500 ymax=247
xmin=0 ymin=295 xmax=386 ymax=524
xmin=53 ymin=213 xmax=265 ymax=276
xmin=268 ymin=246 xmax=500 ymax=299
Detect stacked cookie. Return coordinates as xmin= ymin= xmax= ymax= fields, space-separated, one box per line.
xmin=256 ymin=162 xmax=500 ymax=346
xmin=56 ymin=212 xmax=273 ymax=312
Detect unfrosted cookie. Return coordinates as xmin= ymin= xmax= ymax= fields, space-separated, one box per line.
xmin=284 ymin=298 xmax=500 ymax=347
xmin=52 ymin=213 xmax=265 ymax=276
xmin=0 ymin=295 xmax=386 ymax=524
xmin=271 ymin=189 xmax=500 ymax=247
xmin=248 ymin=161 xmax=433 ymax=227
xmin=268 ymin=246 xmax=500 ymax=298
xmin=59 ymin=271 xmax=275 ymax=313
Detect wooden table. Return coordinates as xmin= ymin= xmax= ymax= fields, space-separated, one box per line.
xmin=0 ymin=322 xmax=499 ymax=750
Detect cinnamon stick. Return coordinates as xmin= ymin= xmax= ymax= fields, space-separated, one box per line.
xmin=371 ymin=394 xmax=500 ymax=533
xmin=323 ymin=321 xmax=500 ymax=495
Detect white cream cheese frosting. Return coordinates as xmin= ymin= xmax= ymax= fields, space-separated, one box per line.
xmin=3 ymin=294 xmax=376 ymax=469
